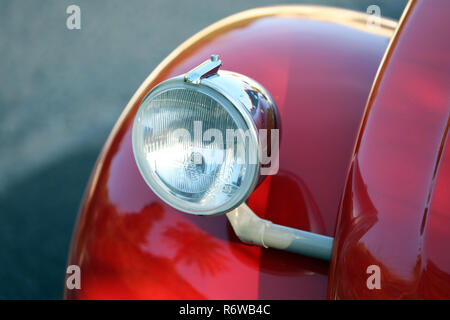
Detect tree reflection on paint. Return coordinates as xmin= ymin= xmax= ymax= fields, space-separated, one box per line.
xmin=164 ymin=221 xmax=228 ymax=275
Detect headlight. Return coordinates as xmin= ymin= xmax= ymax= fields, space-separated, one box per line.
xmin=132 ymin=55 xmax=278 ymax=215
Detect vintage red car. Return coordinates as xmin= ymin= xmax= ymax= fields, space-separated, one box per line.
xmin=65 ymin=0 xmax=450 ymax=299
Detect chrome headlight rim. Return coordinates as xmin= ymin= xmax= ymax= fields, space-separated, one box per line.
xmin=132 ymin=75 xmax=261 ymax=216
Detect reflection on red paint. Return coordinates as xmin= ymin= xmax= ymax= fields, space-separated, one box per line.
xmin=164 ymin=222 xmax=229 ymax=276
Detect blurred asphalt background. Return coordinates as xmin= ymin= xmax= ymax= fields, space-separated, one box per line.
xmin=0 ymin=0 xmax=406 ymax=299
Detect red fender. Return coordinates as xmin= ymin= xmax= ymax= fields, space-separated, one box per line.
xmin=330 ymin=0 xmax=450 ymax=299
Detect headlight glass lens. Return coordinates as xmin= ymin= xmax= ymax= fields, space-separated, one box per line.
xmin=132 ymin=82 xmax=259 ymax=215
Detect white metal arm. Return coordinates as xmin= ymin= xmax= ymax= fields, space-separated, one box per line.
xmin=226 ymin=203 xmax=333 ymax=261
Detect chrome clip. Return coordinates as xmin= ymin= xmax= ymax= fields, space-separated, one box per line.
xmin=184 ymin=55 xmax=222 ymax=84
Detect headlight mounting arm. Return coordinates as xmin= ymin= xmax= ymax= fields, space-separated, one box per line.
xmin=227 ymin=203 xmax=334 ymax=261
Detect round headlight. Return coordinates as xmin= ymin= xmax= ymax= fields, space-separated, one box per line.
xmin=132 ymin=56 xmax=278 ymax=215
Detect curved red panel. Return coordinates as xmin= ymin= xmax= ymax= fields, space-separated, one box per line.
xmin=65 ymin=7 xmax=392 ymax=299
xmin=330 ymin=0 xmax=450 ymax=299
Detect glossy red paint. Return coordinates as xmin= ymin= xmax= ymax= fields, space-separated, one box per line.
xmin=330 ymin=0 xmax=450 ymax=299
xmin=65 ymin=7 xmax=393 ymax=299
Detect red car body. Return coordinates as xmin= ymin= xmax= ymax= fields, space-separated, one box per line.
xmin=65 ymin=0 xmax=450 ymax=299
